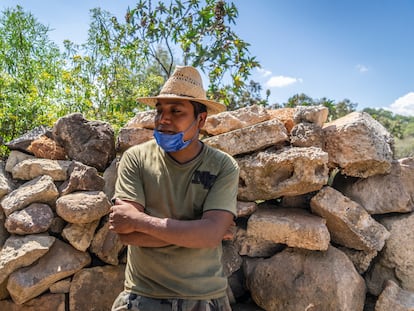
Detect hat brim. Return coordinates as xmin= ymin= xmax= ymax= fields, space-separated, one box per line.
xmin=137 ymin=95 xmax=226 ymax=115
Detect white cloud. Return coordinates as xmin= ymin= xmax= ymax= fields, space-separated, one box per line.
xmin=356 ymin=64 xmax=369 ymax=73
xmin=265 ymin=75 xmax=303 ymax=88
xmin=388 ymin=92 xmax=414 ymax=116
xmin=257 ymin=68 xmax=272 ymax=77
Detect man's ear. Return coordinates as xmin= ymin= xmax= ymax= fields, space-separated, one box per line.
xmin=197 ymin=112 xmax=207 ymax=128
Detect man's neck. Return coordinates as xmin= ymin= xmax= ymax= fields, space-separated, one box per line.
xmin=168 ymin=140 xmax=203 ymax=164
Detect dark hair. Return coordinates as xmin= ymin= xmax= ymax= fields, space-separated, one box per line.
xmin=190 ymin=101 xmax=207 ymax=118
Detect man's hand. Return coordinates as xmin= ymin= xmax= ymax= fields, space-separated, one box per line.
xmin=222 ymin=221 xmax=236 ymax=241
xmin=109 ymin=199 xmax=146 ymax=234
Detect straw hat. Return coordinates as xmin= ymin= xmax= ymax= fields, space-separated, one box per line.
xmin=137 ymin=66 xmax=226 ymax=115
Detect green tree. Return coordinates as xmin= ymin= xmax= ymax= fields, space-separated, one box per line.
xmin=61 ymin=8 xmax=166 ymax=129
xmin=285 ymin=93 xmax=315 ymax=107
xmin=0 ymin=5 xmax=64 ymax=155
xmin=226 ymin=80 xmax=270 ymax=110
xmin=123 ymin=0 xmax=260 ymax=106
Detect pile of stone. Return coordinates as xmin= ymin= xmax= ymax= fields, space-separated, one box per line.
xmin=0 ymin=106 xmax=413 ymax=311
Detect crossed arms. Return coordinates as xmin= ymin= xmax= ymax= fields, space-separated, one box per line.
xmin=109 ymin=198 xmax=235 ymax=249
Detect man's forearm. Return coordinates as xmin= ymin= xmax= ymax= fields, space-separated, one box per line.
xmin=118 ymin=232 xmax=171 ymax=247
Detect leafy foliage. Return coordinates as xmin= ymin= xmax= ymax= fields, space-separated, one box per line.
xmin=1 ymin=4 xmax=413 ymax=160
xmin=123 ymin=0 xmax=261 ymax=105
xmin=0 ymin=2 xmax=264 ymax=158
xmin=0 ymin=6 xmax=64 ymax=156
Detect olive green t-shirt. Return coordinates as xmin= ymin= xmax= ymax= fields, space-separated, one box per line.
xmin=114 ymin=140 xmax=240 ymax=299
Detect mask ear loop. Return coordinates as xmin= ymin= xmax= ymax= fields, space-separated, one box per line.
xmin=186 ymin=116 xmax=201 ymax=142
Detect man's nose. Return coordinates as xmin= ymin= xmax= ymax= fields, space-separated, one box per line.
xmin=157 ymin=112 xmax=171 ymax=124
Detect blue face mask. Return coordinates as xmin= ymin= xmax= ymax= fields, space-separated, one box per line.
xmin=153 ymin=118 xmax=199 ymax=152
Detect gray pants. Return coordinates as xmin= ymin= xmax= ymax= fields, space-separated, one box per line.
xmin=111 ymin=291 xmax=232 ymax=311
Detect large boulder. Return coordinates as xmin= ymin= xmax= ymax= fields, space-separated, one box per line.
xmin=7 ymin=239 xmax=91 ymax=304
xmin=53 ymin=113 xmax=116 ymax=172
xmin=1 ymin=175 xmax=59 ymax=217
xmin=69 ymin=265 xmax=125 ymax=311
xmin=203 ymin=105 xmax=270 ymax=136
xmin=238 ymin=146 xmax=329 ymax=201
xmin=245 ymin=246 xmax=366 ymax=311
xmin=56 ymin=191 xmax=111 ymax=224
xmin=310 ymin=186 xmax=390 ymax=252
xmin=246 ymin=207 xmax=330 ymax=251
xmin=323 ymin=112 xmax=394 ymax=178
xmin=204 ymin=119 xmax=288 ymax=156
xmin=365 ymin=212 xmax=414 ymax=295
xmin=333 ymin=157 xmax=414 ymax=214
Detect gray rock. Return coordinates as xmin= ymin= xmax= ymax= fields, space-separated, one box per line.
xmin=235 ymin=227 xmax=283 ymax=258
xmin=293 ymin=105 xmax=329 ymax=126
xmin=290 ymin=122 xmax=324 ymax=148
xmin=247 ymin=207 xmax=330 ymax=251
xmin=238 ymin=146 xmax=329 ymax=201
xmin=323 ymin=112 xmax=394 ymax=178
xmin=53 ymin=113 xmax=116 ymax=172
xmin=61 ymin=220 xmax=99 ymax=252
xmin=236 ymin=201 xmax=258 ymax=218
xmin=7 ymin=239 xmax=91 ymax=304
xmin=1 ymin=175 xmax=59 ymax=216
xmin=245 ymin=246 xmax=366 ymax=311
xmin=11 ymin=158 xmax=72 ymax=181
xmin=366 ymin=212 xmax=414 ymax=294
xmin=338 ymin=246 xmax=378 ymax=274
xmin=310 ymin=186 xmax=390 ymax=251
xmin=5 ymin=150 xmax=34 ymax=173
xmin=333 ymin=158 xmax=414 ymax=214
xmin=5 ymin=203 xmax=54 ymax=235
xmin=0 ymin=209 xmax=8 ymax=247
xmin=0 ymin=234 xmax=55 ymax=284
xmin=375 ymin=280 xmax=414 ymax=311
xmin=222 ymin=241 xmax=243 ymax=277
xmin=59 ymin=161 xmax=105 ymax=195
xmin=204 ymin=119 xmax=288 ymax=156
xmin=90 ymin=220 xmax=124 ymax=265
xmin=203 ymin=105 xmax=270 ymax=136
xmin=5 ymin=126 xmax=52 ymax=153
xmin=124 ymin=110 xmax=156 ymax=129
xmin=116 ymin=127 xmax=154 ymax=153
xmin=56 ymin=191 xmax=111 ymax=224
xmin=69 ymin=265 xmax=125 ymax=311
xmin=0 ymin=161 xmax=12 ymax=200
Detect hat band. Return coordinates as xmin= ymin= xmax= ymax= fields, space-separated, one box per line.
xmin=160 ymin=93 xmax=203 ymax=99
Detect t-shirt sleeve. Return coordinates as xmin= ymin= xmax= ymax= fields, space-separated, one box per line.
xmin=113 ymin=148 xmax=146 ymax=207
xmin=202 ymin=154 xmax=240 ymax=218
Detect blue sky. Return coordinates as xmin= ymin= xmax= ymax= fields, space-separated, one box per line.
xmin=1 ymin=0 xmax=414 ymax=116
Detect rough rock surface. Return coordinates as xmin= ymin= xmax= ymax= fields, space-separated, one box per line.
xmin=203 ymin=105 xmax=270 ymax=136
xmin=7 ymin=239 xmax=91 ymax=304
xmin=1 ymin=175 xmax=59 ymax=216
xmin=310 ymin=186 xmax=390 ymax=251
xmin=247 ymin=207 xmax=330 ymax=251
xmin=204 ymin=119 xmax=288 ymax=156
xmin=238 ymin=146 xmax=329 ymax=201
xmin=245 ymin=246 xmax=366 ymax=311
xmin=56 ymin=191 xmax=111 ymax=224
xmin=69 ymin=265 xmax=125 ymax=311
xmin=333 ymin=158 xmax=414 ymax=214
xmin=323 ymin=111 xmax=394 ymax=177
xmin=5 ymin=203 xmax=54 ymax=235
xmin=53 ymin=113 xmax=116 ymax=171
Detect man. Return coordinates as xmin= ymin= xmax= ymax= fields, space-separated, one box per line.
xmin=109 ymin=66 xmax=240 ymax=311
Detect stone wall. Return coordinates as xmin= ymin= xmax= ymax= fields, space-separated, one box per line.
xmin=1 ymin=106 xmax=414 ymax=310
